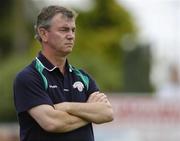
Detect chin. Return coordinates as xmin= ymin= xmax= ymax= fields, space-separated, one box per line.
xmin=64 ymin=49 xmax=73 ymax=55
xmin=66 ymin=46 xmax=73 ymax=51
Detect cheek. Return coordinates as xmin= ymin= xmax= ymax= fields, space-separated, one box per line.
xmin=48 ymin=32 xmax=61 ymax=39
xmin=55 ymin=34 xmax=65 ymax=41
xmin=50 ymin=34 xmax=63 ymax=43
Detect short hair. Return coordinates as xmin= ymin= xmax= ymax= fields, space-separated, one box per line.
xmin=34 ymin=5 xmax=77 ymax=42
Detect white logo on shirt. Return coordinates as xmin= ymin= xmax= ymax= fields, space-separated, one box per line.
xmin=64 ymin=89 xmax=69 ymax=92
xmin=49 ymin=85 xmax=58 ymax=88
xmin=73 ymin=81 xmax=84 ymax=92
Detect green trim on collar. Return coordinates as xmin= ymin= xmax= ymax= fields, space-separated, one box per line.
xmin=35 ymin=58 xmax=48 ymax=90
xmin=69 ymin=64 xmax=89 ymax=90
xmin=34 ymin=58 xmax=89 ymax=91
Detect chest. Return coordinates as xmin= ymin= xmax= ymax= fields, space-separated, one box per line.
xmin=45 ymin=71 xmax=88 ymax=103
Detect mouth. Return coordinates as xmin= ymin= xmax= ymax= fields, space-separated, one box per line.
xmin=65 ymin=43 xmax=73 ymax=46
xmin=65 ymin=43 xmax=74 ymax=49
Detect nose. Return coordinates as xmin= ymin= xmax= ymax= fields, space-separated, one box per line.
xmin=67 ymin=30 xmax=75 ymax=40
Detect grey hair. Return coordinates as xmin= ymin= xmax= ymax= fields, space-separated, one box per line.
xmin=34 ymin=5 xmax=78 ymax=42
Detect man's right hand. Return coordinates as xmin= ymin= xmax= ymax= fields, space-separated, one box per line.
xmin=87 ymin=92 xmax=110 ymax=104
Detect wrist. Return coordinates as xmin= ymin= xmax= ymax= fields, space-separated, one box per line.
xmin=65 ymin=102 xmax=71 ymax=113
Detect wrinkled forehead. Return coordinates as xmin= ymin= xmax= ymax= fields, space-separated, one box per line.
xmin=50 ymin=13 xmax=76 ymax=27
xmin=53 ymin=13 xmax=75 ymax=22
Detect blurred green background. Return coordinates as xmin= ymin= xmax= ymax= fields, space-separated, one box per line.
xmin=0 ymin=0 xmax=152 ymax=122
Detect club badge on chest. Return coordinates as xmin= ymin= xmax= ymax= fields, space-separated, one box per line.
xmin=73 ymin=81 xmax=84 ymax=92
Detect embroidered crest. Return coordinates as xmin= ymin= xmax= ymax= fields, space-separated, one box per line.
xmin=73 ymin=81 xmax=84 ymax=92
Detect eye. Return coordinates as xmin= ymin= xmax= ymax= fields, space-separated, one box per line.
xmin=72 ymin=28 xmax=76 ymax=33
xmin=59 ymin=27 xmax=76 ymax=33
xmin=59 ymin=27 xmax=69 ymax=32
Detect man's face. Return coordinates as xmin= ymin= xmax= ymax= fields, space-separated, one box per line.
xmin=46 ymin=13 xmax=76 ymax=56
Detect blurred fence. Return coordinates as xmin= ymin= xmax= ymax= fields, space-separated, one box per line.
xmin=0 ymin=123 xmax=19 ymax=141
xmin=1 ymin=93 xmax=180 ymax=141
xmin=94 ymin=94 xmax=180 ymax=141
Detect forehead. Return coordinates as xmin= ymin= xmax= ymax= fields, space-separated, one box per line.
xmin=50 ymin=13 xmax=75 ymax=27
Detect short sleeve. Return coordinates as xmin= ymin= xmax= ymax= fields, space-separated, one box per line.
xmin=79 ymin=70 xmax=100 ymax=95
xmin=87 ymin=75 xmax=100 ymax=94
xmin=13 ymin=69 xmax=53 ymax=113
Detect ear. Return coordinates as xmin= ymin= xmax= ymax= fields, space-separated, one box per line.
xmin=38 ymin=28 xmax=49 ymax=42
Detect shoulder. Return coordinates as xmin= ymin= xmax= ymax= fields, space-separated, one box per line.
xmin=78 ymin=69 xmax=90 ymax=77
xmin=70 ymin=65 xmax=90 ymax=77
xmin=70 ymin=65 xmax=99 ymax=92
xmin=78 ymin=69 xmax=96 ymax=82
xmin=70 ymin=65 xmax=92 ymax=81
xmin=70 ymin=65 xmax=97 ymax=81
xmin=14 ymin=61 xmax=40 ymax=84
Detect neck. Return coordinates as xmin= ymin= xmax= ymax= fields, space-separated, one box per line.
xmin=41 ymin=48 xmax=67 ymax=74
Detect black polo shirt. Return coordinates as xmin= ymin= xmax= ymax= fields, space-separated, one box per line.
xmin=13 ymin=52 xmax=99 ymax=141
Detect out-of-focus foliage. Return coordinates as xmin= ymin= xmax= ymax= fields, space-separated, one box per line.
xmin=122 ymin=43 xmax=153 ymax=92
xmin=0 ymin=54 xmax=32 ymax=121
xmin=0 ymin=0 xmax=34 ymax=122
xmin=0 ymin=0 xmax=13 ymax=58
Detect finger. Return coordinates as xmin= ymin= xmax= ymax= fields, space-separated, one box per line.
xmin=97 ymin=95 xmax=108 ymax=102
xmin=97 ymin=94 xmax=110 ymax=103
xmin=87 ymin=91 xmax=99 ymax=102
xmin=88 ymin=93 xmax=103 ymax=102
xmin=93 ymin=93 xmax=107 ymax=102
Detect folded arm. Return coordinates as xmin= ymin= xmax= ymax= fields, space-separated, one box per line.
xmin=54 ymin=92 xmax=114 ymax=124
xmin=28 ymin=104 xmax=88 ymax=133
xmin=28 ymin=92 xmax=113 ymax=133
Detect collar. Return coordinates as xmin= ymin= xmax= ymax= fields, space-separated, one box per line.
xmin=36 ymin=52 xmax=72 ymax=72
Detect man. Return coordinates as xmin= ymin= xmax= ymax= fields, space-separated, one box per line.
xmin=13 ymin=5 xmax=113 ymax=141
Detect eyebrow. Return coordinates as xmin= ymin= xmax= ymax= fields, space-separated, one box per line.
xmin=59 ymin=26 xmax=76 ymax=30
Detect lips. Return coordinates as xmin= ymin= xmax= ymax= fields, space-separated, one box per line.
xmin=65 ymin=42 xmax=73 ymax=45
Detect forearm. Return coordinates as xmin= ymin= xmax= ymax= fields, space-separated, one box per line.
xmin=29 ymin=105 xmax=88 ymax=133
xmin=51 ymin=109 xmax=89 ymax=132
xmin=70 ymin=102 xmax=113 ymax=124
xmin=55 ymin=102 xmax=113 ymax=124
